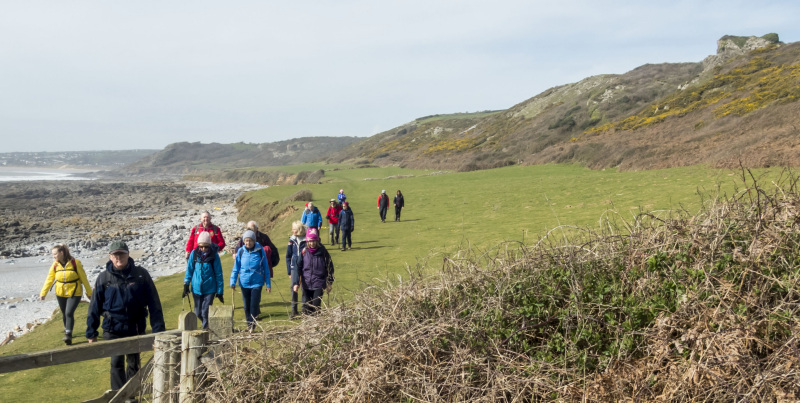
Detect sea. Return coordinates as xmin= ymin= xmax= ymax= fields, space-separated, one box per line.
xmin=0 ymin=167 xmax=99 ymax=302
xmin=0 ymin=167 xmax=94 ymax=182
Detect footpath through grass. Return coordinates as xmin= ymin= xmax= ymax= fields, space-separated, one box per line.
xmin=0 ymin=164 xmax=772 ymax=401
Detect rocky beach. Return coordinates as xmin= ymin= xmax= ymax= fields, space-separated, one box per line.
xmin=0 ymin=179 xmax=264 ymax=343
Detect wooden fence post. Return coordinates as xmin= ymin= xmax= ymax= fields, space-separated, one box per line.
xmin=208 ymin=305 xmax=233 ymax=340
xmin=152 ymin=334 xmax=180 ymax=403
xmin=168 ymin=336 xmax=181 ymax=403
xmin=178 ymin=311 xmax=198 ymax=331
xmin=179 ymin=330 xmax=208 ymax=403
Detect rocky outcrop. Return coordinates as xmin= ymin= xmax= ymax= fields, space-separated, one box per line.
xmin=703 ymin=34 xmax=780 ymax=72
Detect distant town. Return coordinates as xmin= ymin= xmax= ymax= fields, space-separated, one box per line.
xmin=0 ymin=150 xmax=157 ymax=167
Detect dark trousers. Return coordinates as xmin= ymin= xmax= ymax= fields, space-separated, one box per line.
xmin=328 ymin=223 xmax=340 ymax=244
xmin=379 ymin=206 xmax=388 ymax=221
xmin=105 ymin=332 xmax=141 ymax=390
xmin=56 ymin=295 xmax=81 ymax=335
xmin=192 ymin=293 xmax=215 ymax=329
xmin=240 ymin=287 xmax=262 ymax=328
xmin=291 ymin=288 xmax=299 ymax=315
xmin=341 ymin=229 xmax=352 ymax=249
xmin=395 ymin=206 xmax=402 ymax=221
xmin=302 ymin=288 xmax=325 ymax=315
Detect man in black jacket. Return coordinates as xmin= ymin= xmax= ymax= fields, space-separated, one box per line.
xmin=377 ymin=190 xmax=390 ymax=223
xmin=234 ymin=221 xmax=281 ymax=268
xmin=86 ymin=240 xmax=165 ymax=391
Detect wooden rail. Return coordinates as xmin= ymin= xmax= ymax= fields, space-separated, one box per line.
xmin=0 ymin=330 xmax=181 ymax=374
xmin=0 ymin=306 xmax=234 ymax=403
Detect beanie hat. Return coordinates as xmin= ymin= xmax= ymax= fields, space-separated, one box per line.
xmin=382 ymin=189 xmax=386 ymax=194
xmin=197 ymin=232 xmax=212 ymax=246
xmin=306 ymin=228 xmax=320 ymax=242
xmin=243 ymin=230 xmax=256 ymax=241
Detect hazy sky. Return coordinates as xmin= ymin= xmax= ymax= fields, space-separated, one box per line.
xmin=2 ymin=1 xmax=799 ymax=152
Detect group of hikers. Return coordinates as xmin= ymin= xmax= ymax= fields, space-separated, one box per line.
xmin=36 ymin=188 xmax=404 ymax=391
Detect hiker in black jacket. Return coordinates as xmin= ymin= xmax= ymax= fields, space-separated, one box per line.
xmin=86 ymin=240 xmax=165 ymax=391
xmin=377 ymin=190 xmax=390 ymax=223
xmin=393 ymin=190 xmax=405 ymax=221
xmin=235 ymin=221 xmax=281 ymax=268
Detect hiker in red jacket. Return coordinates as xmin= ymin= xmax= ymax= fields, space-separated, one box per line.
xmin=377 ymin=190 xmax=390 ymax=223
xmin=185 ymin=211 xmax=226 ymax=259
xmin=326 ymin=199 xmax=342 ymax=246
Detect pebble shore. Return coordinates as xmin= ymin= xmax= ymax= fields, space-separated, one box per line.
xmin=0 ymin=181 xmax=264 ymax=343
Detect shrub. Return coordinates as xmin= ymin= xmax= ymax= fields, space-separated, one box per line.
xmin=762 ymin=32 xmax=780 ymax=43
xmin=204 ymin=169 xmax=800 ymax=401
xmin=285 ymin=189 xmax=312 ymax=202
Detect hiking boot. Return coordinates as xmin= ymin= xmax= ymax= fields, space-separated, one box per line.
xmin=63 ymin=333 xmax=72 ymax=345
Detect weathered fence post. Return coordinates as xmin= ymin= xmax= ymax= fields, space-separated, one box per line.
xmin=178 ymin=311 xmax=198 ymax=332
xmin=179 ymin=330 xmax=208 ymax=403
xmin=153 ymin=334 xmax=180 ymax=403
xmin=208 ymin=304 xmax=233 ymax=341
xmin=167 ymin=336 xmax=181 ymax=402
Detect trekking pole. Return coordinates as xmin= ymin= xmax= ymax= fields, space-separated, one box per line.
xmin=231 ymin=287 xmax=236 ymax=312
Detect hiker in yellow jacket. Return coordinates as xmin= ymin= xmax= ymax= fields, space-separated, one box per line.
xmin=39 ymin=243 xmax=93 ymax=345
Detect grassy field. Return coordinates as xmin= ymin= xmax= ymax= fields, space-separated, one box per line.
xmin=0 ymin=163 xmax=772 ymax=401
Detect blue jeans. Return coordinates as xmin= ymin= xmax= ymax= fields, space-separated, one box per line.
xmin=240 ymin=287 xmax=262 ymax=328
xmin=192 ymin=293 xmax=216 ymax=329
xmin=328 ymin=223 xmax=340 ymax=244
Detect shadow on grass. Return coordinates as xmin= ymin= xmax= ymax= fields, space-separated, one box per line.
xmin=350 ymin=246 xmax=387 ymax=250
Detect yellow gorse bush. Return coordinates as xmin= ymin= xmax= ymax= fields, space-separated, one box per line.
xmin=588 ymin=51 xmax=800 ymax=134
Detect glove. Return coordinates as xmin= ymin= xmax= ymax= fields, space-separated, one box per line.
xmin=182 ymin=284 xmax=190 ymax=298
xmin=216 ymin=293 xmax=224 ymax=303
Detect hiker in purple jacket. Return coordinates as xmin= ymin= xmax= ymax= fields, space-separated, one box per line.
xmin=296 ymin=228 xmax=334 ymax=315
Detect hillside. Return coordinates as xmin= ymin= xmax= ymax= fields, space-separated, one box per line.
xmin=116 ymin=136 xmax=362 ymax=176
xmin=328 ymin=34 xmax=800 ymax=171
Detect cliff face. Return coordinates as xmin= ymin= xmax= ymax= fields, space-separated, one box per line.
xmin=702 ymin=34 xmax=780 ymax=72
xmin=330 ymin=34 xmax=800 ymax=171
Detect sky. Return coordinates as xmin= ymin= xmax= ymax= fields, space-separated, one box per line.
xmin=2 ymin=1 xmax=799 ymax=153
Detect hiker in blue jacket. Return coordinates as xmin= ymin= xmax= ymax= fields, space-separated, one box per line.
xmin=230 ymin=230 xmax=271 ymax=331
xmin=86 ymin=240 xmax=165 ymax=391
xmin=301 ymin=202 xmax=322 ymax=231
xmin=183 ymin=231 xmax=224 ymax=329
xmin=285 ymin=221 xmax=306 ymax=319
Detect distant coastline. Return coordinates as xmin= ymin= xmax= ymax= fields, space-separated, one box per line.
xmin=0 ymin=167 xmax=97 ymax=182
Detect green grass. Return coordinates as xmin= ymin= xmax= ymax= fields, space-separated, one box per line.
xmin=0 ymin=163 xmax=775 ymax=401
